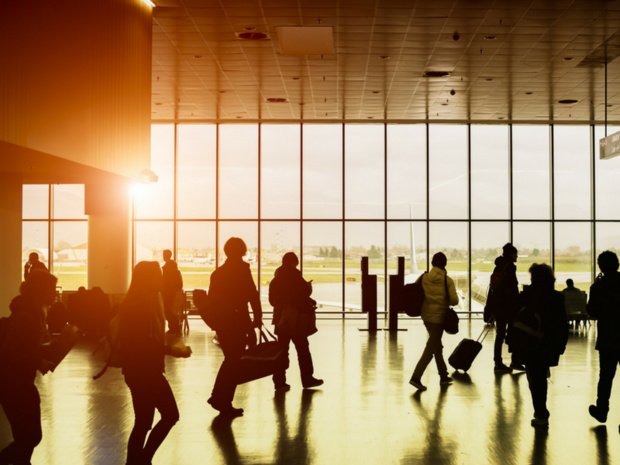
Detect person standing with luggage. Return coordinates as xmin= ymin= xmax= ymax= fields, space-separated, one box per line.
xmin=207 ymin=237 xmax=262 ymax=417
xmin=162 ymin=249 xmax=183 ymax=335
xmin=586 ymin=251 xmax=620 ymax=425
xmin=0 ymin=270 xmax=57 ymax=464
xmin=488 ymin=243 xmax=524 ymax=373
xmin=409 ymin=252 xmax=459 ymax=391
xmin=270 ymin=252 xmax=323 ymax=391
xmin=118 ymin=261 xmax=191 ymax=465
xmin=513 ymin=263 xmax=568 ymax=427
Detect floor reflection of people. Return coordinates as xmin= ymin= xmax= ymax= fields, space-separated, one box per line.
xmin=529 ymin=427 xmax=548 ymax=465
xmin=592 ymin=426 xmax=609 ymax=465
xmin=486 ymin=374 xmax=524 ymax=464
xmin=406 ymin=387 xmax=456 ymax=464
xmin=272 ymin=389 xmax=319 ymax=464
xmin=210 ymin=416 xmax=243 ymax=465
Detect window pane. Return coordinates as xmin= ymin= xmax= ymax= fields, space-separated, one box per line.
xmin=178 ymin=125 xmax=217 ymax=219
xmin=387 ymin=124 xmax=426 ymax=219
xmin=513 ymin=126 xmax=550 ymax=219
xmin=555 ymin=222 xmax=592 ymax=292
xmin=471 ymin=125 xmax=509 ymax=219
xmin=303 ymin=222 xmax=343 ymax=314
xmin=261 ymin=222 xmax=301 ymax=311
xmin=429 ymin=125 xmax=468 ymax=219
xmin=387 ymin=221 xmax=427 ymax=283
xmin=218 ymin=222 xmax=258 ymax=276
xmin=429 ymin=222 xmax=469 ymax=312
xmin=22 ymin=221 xmax=49 ymax=270
xmin=53 ymin=221 xmax=88 ymax=290
xmin=23 ymin=185 xmax=48 ymax=219
xmin=596 ymin=223 xmax=620 ymax=271
xmin=345 ymin=125 xmax=384 ymax=219
xmin=53 ymin=184 xmax=86 ymax=219
xmin=513 ymin=222 xmax=551 ymax=287
xmin=134 ymin=221 xmax=174 ymax=263
xmin=594 ymin=125 xmax=620 ymax=219
xmin=303 ymin=125 xmax=343 ymax=219
xmin=177 ymin=222 xmax=216 ymax=290
xmin=219 ymin=125 xmax=258 ymax=219
xmin=261 ymin=125 xmax=300 ymax=219
xmin=554 ymin=126 xmax=591 ymax=219
xmin=471 ymin=222 xmax=510 ymax=314
xmin=135 ymin=124 xmax=175 ymax=219
xmin=345 ymin=222 xmax=385 ymax=314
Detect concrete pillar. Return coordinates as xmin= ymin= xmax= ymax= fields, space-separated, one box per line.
xmin=86 ymin=180 xmax=132 ymax=295
xmin=0 ymin=178 xmax=22 ymax=316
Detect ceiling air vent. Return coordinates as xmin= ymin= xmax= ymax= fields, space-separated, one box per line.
xmin=266 ymin=98 xmax=288 ymax=103
xmin=423 ymin=71 xmax=451 ymax=78
xmin=558 ymin=99 xmax=578 ymax=104
xmin=237 ymin=32 xmax=269 ymax=41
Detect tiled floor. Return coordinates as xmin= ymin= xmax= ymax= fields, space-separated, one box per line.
xmin=0 ymin=318 xmax=616 ymax=465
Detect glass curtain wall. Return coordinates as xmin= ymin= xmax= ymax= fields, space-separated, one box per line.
xmin=133 ymin=123 xmax=613 ymax=318
xmin=22 ymin=184 xmax=88 ymax=291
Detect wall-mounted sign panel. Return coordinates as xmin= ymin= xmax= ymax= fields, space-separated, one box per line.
xmin=600 ymin=131 xmax=620 ymax=160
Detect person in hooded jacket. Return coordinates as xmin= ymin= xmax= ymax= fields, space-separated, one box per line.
xmin=488 ymin=242 xmax=523 ymax=373
xmin=119 ymin=261 xmax=192 ymax=465
xmin=207 ymin=237 xmax=262 ymax=417
xmin=409 ymin=252 xmax=459 ymax=391
xmin=161 ymin=249 xmax=183 ymax=335
xmin=270 ymin=252 xmax=322 ymax=391
xmin=514 ymin=263 xmax=568 ymax=427
xmin=586 ymin=251 xmax=620 ymax=425
xmin=0 ymin=270 xmax=57 ymax=465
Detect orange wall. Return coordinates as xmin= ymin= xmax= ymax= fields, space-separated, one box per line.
xmin=0 ymin=0 xmax=152 ymax=181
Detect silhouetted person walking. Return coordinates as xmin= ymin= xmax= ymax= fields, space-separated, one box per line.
xmin=23 ymin=252 xmax=48 ymax=281
xmin=409 ymin=252 xmax=459 ymax=391
xmin=270 ymin=252 xmax=322 ymax=391
xmin=488 ymin=243 xmax=523 ymax=373
xmin=119 ymin=261 xmax=191 ymax=465
xmin=0 ymin=270 xmax=57 ymax=464
xmin=207 ymin=237 xmax=262 ymax=417
xmin=514 ymin=263 xmax=568 ymax=427
xmin=587 ymin=251 xmax=620 ymax=425
xmin=162 ymin=249 xmax=183 ymax=335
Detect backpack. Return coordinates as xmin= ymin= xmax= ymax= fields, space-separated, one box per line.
xmin=509 ymin=303 xmax=544 ymax=365
xmin=489 ymin=267 xmax=505 ymax=291
xmin=92 ymin=313 xmax=122 ymax=380
xmin=401 ymin=273 xmax=426 ymax=317
xmin=194 ymin=288 xmax=219 ymax=330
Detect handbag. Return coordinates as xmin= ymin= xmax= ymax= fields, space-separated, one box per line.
xmin=443 ymin=275 xmax=459 ymax=335
xmin=236 ymin=327 xmax=289 ymax=385
xmin=277 ymin=300 xmax=318 ymax=337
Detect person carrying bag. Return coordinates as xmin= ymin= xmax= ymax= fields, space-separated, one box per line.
xmin=270 ymin=252 xmax=323 ymax=391
xmin=409 ymin=252 xmax=459 ymax=391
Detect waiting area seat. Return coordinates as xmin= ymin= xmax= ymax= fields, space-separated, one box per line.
xmin=563 ymin=289 xmax=590 ymax=328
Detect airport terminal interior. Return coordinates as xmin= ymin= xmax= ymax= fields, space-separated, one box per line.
xmin=2 ymin=0 xmax=620 ymax=463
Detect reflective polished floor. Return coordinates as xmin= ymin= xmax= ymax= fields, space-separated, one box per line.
xmin=0 ymin=318 xmax=617 ymax=465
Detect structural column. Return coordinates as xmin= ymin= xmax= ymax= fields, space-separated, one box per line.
xmin=86 ymin=180 xmax=132 ymax=295
xmin=0 ymin=177 xmax=23 ymax=316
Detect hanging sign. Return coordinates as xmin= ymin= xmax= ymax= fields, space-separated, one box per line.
xmin=600 ymin=130 xmax=620 ymax=160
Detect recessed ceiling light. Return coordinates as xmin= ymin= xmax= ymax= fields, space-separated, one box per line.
xmin=558 ymin=99 xmax=578 ymax=104
xmin=607 ymin=104 xmax=614 ymax=107
xmin=441 ymin=103 xmax=448 ymax=106
xmin=525 ymin=91 xmax=534 ymax=95
xmin=292 ymin=77 xmax=301 ymax=80
xmin=423 ymin=71 xmax=451 ymax=78
xmin=266 ymin=98 xmax=288 ymax=103
xmin=372 ymin=91 xmax=380 ymax=94
xmin=498 ymin=117 xmax=504 ymax=120
xmin=485 ymin=78 xmax=494 ymax=82
xmin=563 ymin=57 xmax=574 ymax=61
xmin=154 ymin=102 xmax=162 ymax=105
xmin=236 ymin=116 xmax=243 ymax=119
xmin=484 ymin=36 xmax=497 ymax=40
xmin=237 ymin=31 xmax=269 ymax=41
xmin=193 ymin=55 xmax=204 ymax=59
xmin=367 ymin=116 xmax=374 ymax=119
xmin=244 ymin=27 xmax=256 ymax=32
xmin=299 ymin=102 xmax=305 ymax=106
xmin=218 ymin=90 xmax=226 ymax=94
xmin=379 ymin=55 xmax=390 ymax=60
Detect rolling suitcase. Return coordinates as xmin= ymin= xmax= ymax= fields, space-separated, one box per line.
xmin=448 ymin=322 xmax=493 ymax=372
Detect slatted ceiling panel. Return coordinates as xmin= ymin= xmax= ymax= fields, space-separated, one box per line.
xmin=151 ymin=0 xmax=620 ymax=122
